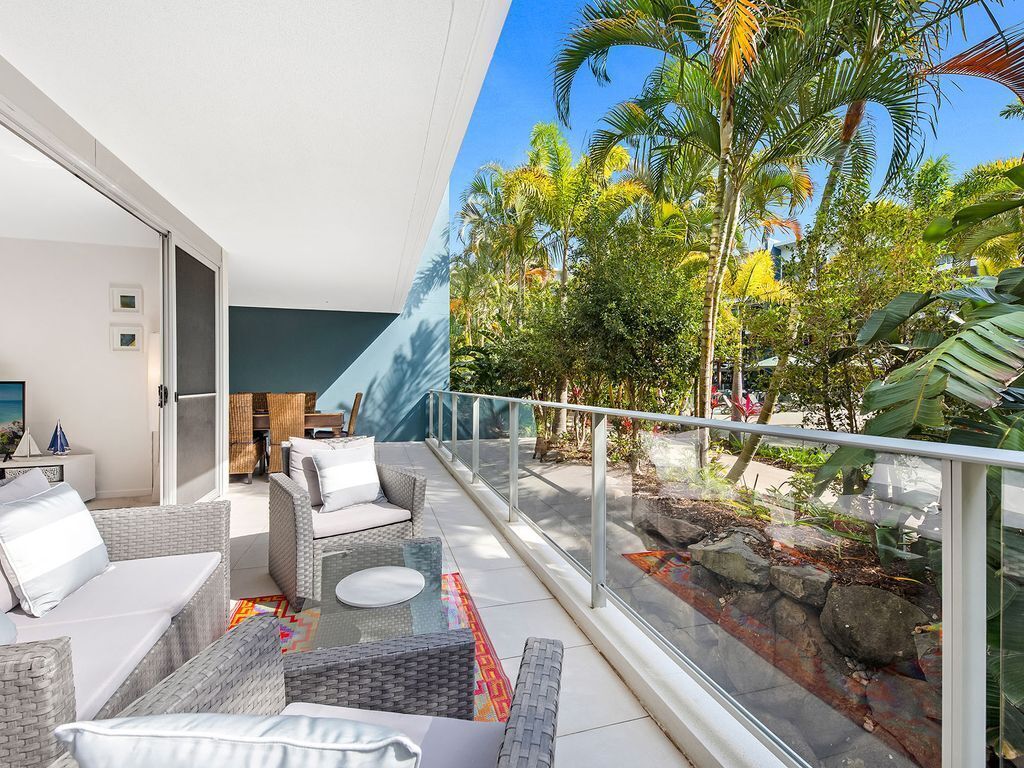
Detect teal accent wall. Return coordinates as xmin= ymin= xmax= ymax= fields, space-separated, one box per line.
xmin=229 ymin=196 xmax=449 ymax=441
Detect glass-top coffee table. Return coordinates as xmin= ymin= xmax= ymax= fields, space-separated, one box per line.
xmin=289 ymin=536 xmax=448 ymax=651
xmin=280 ymin=536 xmax=476 ymax=719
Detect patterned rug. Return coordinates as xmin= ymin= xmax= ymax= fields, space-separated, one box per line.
xmin=229 ymin=572 xmax=512 ymax=722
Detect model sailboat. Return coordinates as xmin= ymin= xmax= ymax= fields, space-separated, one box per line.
xmin=47 ymin=420 xmax=70 ymax=455
xmin=13 ymin=428 xmax=41 ymax=458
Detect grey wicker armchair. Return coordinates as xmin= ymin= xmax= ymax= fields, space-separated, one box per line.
xmin=0 ymin=501 xmax=230 ymax=768
xmin=53 ymin=615 xmax=563 ymax=768
xmin=269 ymin=461 xmax=426 ymax=606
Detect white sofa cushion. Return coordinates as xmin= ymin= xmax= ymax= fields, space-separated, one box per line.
xmin=311 ymin=501 xmax=411 ymax=539
xmin=0 ymin=611 xmax=15 ymax=644
xmin=313 ymin=441 xmax=383 ymax=513
xmin=56 ymin=712 xmax=422 ymax=768
xmin=7 ymin=551 xmax=221 ymax=627
xmin=283 ymin=703 xmax=505 ymax=768
xmin=0 ymin=483 xmax=109 ymax=617
xmin=17 ymin=610 xmax=171 ymax=719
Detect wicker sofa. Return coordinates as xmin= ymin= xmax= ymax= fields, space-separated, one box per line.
xmin=0 ymin=501 xmax=230 ymax=768
xmin=54 ymin=614 xmax=563 ymax=768
xmin=269 ymin=454 xmax=426 ymax=606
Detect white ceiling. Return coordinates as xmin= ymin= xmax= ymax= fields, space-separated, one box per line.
xmin=0 ymin=126 xmax=159 ymax=248
xmin=0 ymin=1 xmax=509 ymax=312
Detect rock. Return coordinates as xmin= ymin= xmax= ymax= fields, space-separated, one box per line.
xmin=689 ymin=533 xmax=771 ymax=587
xmin=687 ymin=564 xmax=725 ymax=598
xmin=820 ymin=585 xmax=928 ymax=666
xmin=913 ymin=630 xmax=942 ymax=687
xmin=655 ymin=513 xmax=707 ymax=547
xmin=725 ymin=587 xmax=781 ymax=620
xmin=766 ymin=523 xmax=846 ymax=556
xmin=727 ymin=525 xmax=767 ymax=543
xmin=866 ymin=671 xmax=942 ymax=768
xmin=772 ymin=597 xmax=855 ymax=697
xmin=770 ymin=564 xmax=832 ymax=608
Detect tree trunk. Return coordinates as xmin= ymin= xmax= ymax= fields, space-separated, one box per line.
xmin=555 ymin=233 xmax=570 ymax=436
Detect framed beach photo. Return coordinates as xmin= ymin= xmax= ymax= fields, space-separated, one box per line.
xmin=111 ymin=285 xmax=143 ymax=313
xmin=0 ymin=381 xmax=25 ymax=457
xmin=111 ymin=325 xmax=144 ymax=352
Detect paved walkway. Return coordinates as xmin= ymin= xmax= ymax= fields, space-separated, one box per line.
xmin=225 ymin=441 xmax=692 ymax=767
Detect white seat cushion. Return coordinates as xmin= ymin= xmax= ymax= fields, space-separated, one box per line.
xmin=7 ymin=552 xmax=221 ymax=627
xmin=310 ymin=501 xmax=411 ymax=539
xmin=283 ymin=703 xmax=505 ymax=768
xmin=17 ymin=611 xmax=171 ymax=719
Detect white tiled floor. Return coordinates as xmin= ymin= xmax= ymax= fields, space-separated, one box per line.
xmin=224 ymin=441 xmax=692 ymax=767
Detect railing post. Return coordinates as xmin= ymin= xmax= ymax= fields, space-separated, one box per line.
xmin=471 ymin=396 xmax=480 ymax=482
xmin=941 ymin=459 xmax=987 ymax=768
xmin=451 ymin=394 xmax=459 ymax=464
xmin=508 ymin=401 xmax=519 ymax=523
xmin=427 ymin=391 xmax=434 ymax=440
xmin=591 ymin=413 xmax=607 ymax=608
xmin=438 ymin=394 xmax=445 ymax=455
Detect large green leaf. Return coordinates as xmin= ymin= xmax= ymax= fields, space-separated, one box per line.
xmin=925 ymin=199 xmax=1024 ymax=242
xmin=997 ymin=267 xmax=1024 ymax=299
xmin=856 ymin=291 xmax=935 ymax=345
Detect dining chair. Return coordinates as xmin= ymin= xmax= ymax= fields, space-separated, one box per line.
xmin=229 ymin=393 xmax=265 ymax=483
xmin=252 ymin=391 xmax=269 ymax=414
xmin=343 ymin=391 xmax=363 ymax=436
xmin=267 ymin=393 xmax=306 ymax=473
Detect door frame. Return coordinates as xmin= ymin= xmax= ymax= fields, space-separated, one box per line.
xmin=162 ymin=233 xmax=226 ymax=505
xmin=0 ymin=108 xmax=227 ymax=506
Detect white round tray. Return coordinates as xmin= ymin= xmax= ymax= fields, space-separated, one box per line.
xmin=335 ymin=566 xmax=426 ymax=608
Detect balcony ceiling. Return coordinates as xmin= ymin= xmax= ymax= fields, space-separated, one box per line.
xmin=0 ymin=1 xmax=509 ymax=312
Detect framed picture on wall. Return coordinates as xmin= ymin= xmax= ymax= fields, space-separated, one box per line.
xmin=111 ymin=285 xmax=143 ymax=313
xmin=111 ymin=325 xmax=144 ymax=352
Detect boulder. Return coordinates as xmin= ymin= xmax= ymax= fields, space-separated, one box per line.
xmin=913 ymin=630 xmax=942 ymax=688
xmin=820 ymin=585 xmax=928 ymax=666
xmin=772 ymin=597 xmax=854 ymax=697
xmin=770 ymin=564 xmax=832 ymax=608
xmin=655 ymin=513 xmax=707 ymax=547
xmin=725 ymin=587 xmax=781 ymax=620
xmin=687 ymin=564 xmax=725 ymax=598
xmin=689 ymin=533 xmax=771 ymax=587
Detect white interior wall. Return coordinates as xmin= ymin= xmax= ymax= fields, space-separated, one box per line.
xmin=0 ymin=237 xmax=161 ymax=497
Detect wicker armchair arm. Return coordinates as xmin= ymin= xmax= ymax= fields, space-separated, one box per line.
xmin=0 ymin=637 xmax=75 ymax=768
xmin=283 ymin=629 xmax=475 ymax=720
xmin=119 ymin=615 xmax=286 ymax=718
xmin=377 ymin=464 xmax=426 ymax=534
xmin=91 ymin=501 xmax=230 ymax=565
xmin=498 ymin=638 xmax=564 ymax=768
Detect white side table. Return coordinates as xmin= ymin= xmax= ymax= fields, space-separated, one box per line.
xmin=0 ymin=453 xmax=96 ymax=501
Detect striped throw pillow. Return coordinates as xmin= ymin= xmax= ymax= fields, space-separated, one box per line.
xmin=0 ymin=483 xmax=109 ymax=617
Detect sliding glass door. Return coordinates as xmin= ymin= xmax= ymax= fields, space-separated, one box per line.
xmin=172 ymin=244 xmax=219 ymax=503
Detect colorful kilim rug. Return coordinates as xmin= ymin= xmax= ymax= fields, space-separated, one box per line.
xmin=228 ymin=572 xmax=512 ymax=722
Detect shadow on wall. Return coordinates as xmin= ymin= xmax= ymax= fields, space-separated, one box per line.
xmin=359 ymin=318 xmax=449 ymax=441
xmin=403 ymin=252 xmax=450 ymax=318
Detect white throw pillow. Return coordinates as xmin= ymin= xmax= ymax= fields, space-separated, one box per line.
xmin=0 ymin=467 xmax=50 ymax=503
xmin=0 ymin=483 xmax=109 ymax=617
xmin=289 ymin=436 xmax=375 ymax=507
xmin=55 ymin=713 xmax=421 ymax=768
xmin=313 ymin=441 xmax=383 ymax=513
xmin=0 ymin=469 xmax=49 ymax=611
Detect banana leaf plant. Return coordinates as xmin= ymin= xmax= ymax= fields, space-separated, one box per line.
xmin=814 ymin=254 xmax=1024 ymax=756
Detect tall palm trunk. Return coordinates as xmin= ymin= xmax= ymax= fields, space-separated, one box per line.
xmin=726 ymin=99 xmax=866 ymax=482
xmin=555 ymin=230 xmax=571 ymax=437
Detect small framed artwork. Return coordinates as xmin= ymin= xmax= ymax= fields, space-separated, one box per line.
xmin=111 ymin=285 xmax=143 ymax=313
xmin=111 ymin=325 xmax=144 ymax=352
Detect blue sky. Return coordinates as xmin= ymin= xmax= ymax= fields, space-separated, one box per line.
xmin=450 ymin=0 xmax=1024 ymax=240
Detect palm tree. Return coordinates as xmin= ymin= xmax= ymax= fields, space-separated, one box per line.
xmin=555 ymin=0 xmax=927 ymax=463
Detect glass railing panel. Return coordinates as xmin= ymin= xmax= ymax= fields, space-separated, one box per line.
xmin=477 ymin=398 xmax=511 ymax=500
xmin=605 ymin=420 xmax=942 ymax=767
xmin=455 ymin=396 xmax=474 ymax=470
xmin=515 ymin=402 xmax=592 ymax=572
xmin=441 ymin=392 xmax=453 ymax=456
xmin=996 ymin=469 xmax=1024 ymax=766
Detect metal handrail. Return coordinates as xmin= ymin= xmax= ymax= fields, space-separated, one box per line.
xmin=434 ymin=388 xmax=1024 ymax=469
